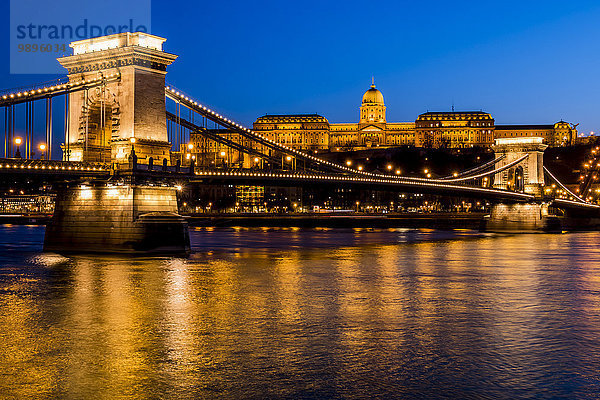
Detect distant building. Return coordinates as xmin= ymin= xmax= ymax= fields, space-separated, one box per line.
xmin=0 ymin=194 xmax=55 ymax=214
xmin=329 ymin=82 xmax=416 ymax=149
xmin=253 ymin=114 xmax=330 ymax=151
xmin=252 ymin=81 xmax=578 ymax=150
xmin=414 ymin=111 xmax=495 ymax=148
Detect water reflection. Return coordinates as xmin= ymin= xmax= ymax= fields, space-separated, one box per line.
xmin=0 ymin=226 xmax=599 ymax=398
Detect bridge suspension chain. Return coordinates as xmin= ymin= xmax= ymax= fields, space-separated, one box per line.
xmin=165 ymin=111 xmax=285 ymax=168
xmin=438 ymin=155 xmax=505 ymax=180
xmin=543 ymin=165 xmax=586 ymax=203
xmin=0 ymin=74 xmax=121 ymax=107
xmin=440 ymin=154 xmax=529 ymax=183
xmin=191 ymin=169 xmax=536 ymax=202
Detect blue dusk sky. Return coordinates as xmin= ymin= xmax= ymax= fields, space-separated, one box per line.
xmin=1 ymin=0 xmax=600 ymax=133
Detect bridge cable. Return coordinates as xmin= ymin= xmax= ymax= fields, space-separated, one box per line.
xmin=166 ymin=111 xmax=285 ymax=168
xmin=543 ymin=165 xmax=586 ymax=203
xmin=438 ymin=155 xmax=505 ymax=180
xmin=0 ymin=74 xmax=121 ymax=107
xmin=436 ymin=154 xmax=529 ymax=183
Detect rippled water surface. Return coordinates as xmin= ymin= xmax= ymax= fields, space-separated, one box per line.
xmin=1 ymin=225 xmax=600 ymax=399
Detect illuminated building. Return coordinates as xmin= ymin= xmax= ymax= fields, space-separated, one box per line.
xmin=329 ymin=81 xmax=416 ymax=149
xmin=415 ymin=111 xmax=495 ymax=148
xmin=186 ymin=129 xmax=245 ymax=167
xmin=253 ymin=114 xmax=330 ymax=150
xmin=236 ymin=185 xmax=264 ymax=210
xmin=0 ymin=194 xmax=55 ymax=214
xmin=252 ymin=80 xmax=578 ymax=150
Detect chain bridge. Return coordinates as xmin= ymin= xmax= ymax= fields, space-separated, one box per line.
xmin=1 ymin=32 xmax=598 ymax=254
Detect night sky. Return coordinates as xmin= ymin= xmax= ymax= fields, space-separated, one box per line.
xmin=2 ymin=0 xmax=600 ymax=133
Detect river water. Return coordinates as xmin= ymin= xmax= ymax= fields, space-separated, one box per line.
xmin=0 ymin=225 xmax=599 ymax=399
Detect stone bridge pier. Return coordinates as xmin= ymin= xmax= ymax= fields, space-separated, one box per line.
xmin=482 ymin=137 xmax=561 ymax=232
xmin=44 ymin=184 xmax=190 ymax=255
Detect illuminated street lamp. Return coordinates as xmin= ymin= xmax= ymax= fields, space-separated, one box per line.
xmin=187 ymin=143 xmax=194 ymax=162
xmin=39 ymin=143 xmax=46 ymax=160
xmin=387 ymin=164 xmax=392 ymax=171
xmin=14 ymin=137 xmax=22 ymax=158
xmin=358 ymin=165 xmax=363 ymax=171
xmin=346 ymin=160 xmax=352 ymax=166
xmin=284 ymin=155 xmax=295 ymax=170
xmin=395 ymin=169 xmax=401 ymax=175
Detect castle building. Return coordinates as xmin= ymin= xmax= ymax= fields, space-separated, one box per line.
xmin=252 ymin=81 xmax=578 ymax=151
xmin=415 ymin=111 xmax=495 ymax=148
xmin=328 ymin=82 xmax=416 ymax=149
xmin=253 ymin=114 xmax=329 ymax=151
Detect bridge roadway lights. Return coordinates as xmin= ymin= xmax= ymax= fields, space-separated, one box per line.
xmin=480 ymin=202 xmax=562 ymax=233
xmin=44 ymin=184 xmax=190 ymax=255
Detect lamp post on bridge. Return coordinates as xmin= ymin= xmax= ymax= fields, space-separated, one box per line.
xmin=129 ymin=137 xmax=138 ymax=169
xmin=14 ymin=137 xmax=22 ymax=158
xmin=39 ymin=143 xmax=46 ymax=160
xmin=283 ymin=155 xmax=295 ymax=171
xmin=186 ymin=143 xmax=193 ymax=165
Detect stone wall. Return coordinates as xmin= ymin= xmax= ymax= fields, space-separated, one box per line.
xmin=481 ymin=203 xmax=561 ymax=233
xmin=44 ymin=185 xmax=190 ymax=254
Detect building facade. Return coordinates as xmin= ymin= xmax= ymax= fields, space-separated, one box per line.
xmin=252 ymin=82 xmax=578 ymax=150
xmin=253 ymin=114 xmax=329 ymax=151
xmin=329 ymin=83 xmax=416 ymax=149
xmin=415 ymin=111 xmax=495 ymax=148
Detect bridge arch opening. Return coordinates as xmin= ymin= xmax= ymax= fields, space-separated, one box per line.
xmin=514 ymin=165 xmax=524 ymax=192
xmin=72 ymin=87 xmax=120 ymax=163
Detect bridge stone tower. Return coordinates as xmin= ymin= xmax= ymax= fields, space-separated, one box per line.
xmin=492 ymin=137 xmax=547 ymax=197
xmin=482 ymin=137 xmax=557 ymax=232
xmin=58 ymin=32 xmax=177 ymax=164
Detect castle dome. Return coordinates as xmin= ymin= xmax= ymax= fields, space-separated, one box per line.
xmin=362 ymin=83 xmax=384 ymax=105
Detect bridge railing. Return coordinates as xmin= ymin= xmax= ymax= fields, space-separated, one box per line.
xmin=0 ymin=157 xmax=110 ymax=172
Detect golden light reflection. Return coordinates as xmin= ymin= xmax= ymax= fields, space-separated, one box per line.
xmin=2 ymin=231 xmax=600 ymax=397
